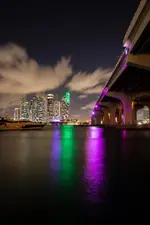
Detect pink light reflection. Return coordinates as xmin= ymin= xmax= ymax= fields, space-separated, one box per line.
xmin=84 ymin=127 xmax=105 ymax=203
xmin=122 ymin=130 xmax=127 ymax=138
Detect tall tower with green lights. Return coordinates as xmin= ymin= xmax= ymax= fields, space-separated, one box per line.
xmin=61 ymin=92 xmax=70 ymax=120
xmin=65 ymin=92 xmax=70 ymax=104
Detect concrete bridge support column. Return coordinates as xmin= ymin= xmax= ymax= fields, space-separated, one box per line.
xmin=91 ymin=114 xmax=103 ymax=125
xmin=106 ymin=92 xmax=135 ymax=125
xmin=103 ymin=108 xmax=110 ymax=124
xmin=109 ymin=105 xmax=117 ymax=125
xmin=123 ymin=100 xmax=133 ymax=124
xmin=95 ymin=114 xmax=102 ymax=125
xmin=91 ymin=116 xmax=96 ymax=125
xmin=118 ymin=105 xmax=123 ymax=124
xmin=101 ymin=103 xmax=117 ymax=125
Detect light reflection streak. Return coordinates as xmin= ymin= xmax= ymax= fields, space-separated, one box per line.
xmin=85 ymin=127 xmax=105 ymax=203
xmin=122 ymin=130 xmax=127 ymax=138
xmin=50 ymin=127 xmax=61 ymax=184
xmin=60 ymin=126 xmax=75 ymax=187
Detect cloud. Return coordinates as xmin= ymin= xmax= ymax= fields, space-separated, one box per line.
xmin=78 ymin=94 xmax=88 ymax=99
xmin=81 ymin=101 xmax=96 ymax=110
xmin=67 ymin=68 xmax=112 ymax=94
xmin=83 ymin=85 xmax=104 ymax=94
xmin=0 ymin=94 xmax=24 ymax=110
xmin=71 ymin=114 xmax=81 ymax=118
xmin=0 ymin=43 xmax=28 ymax=66
xmin=0 ymin=43 xmax=72 ymax=95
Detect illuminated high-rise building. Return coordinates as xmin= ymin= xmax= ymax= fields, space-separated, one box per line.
xmin=20 ymin=98 xmax=29 ymax=120
xmin=14 ymin=108 xmax=19 ymax=121
xmin=29 ymin=100 xmax=33 ymax=121
xmin=137 ymin=106 xmax=149 ymax=124
xmin=31 ymin=96 xmax=38 ymax=121
xmin=61 ymin=92 xmax=70 ymax=120
xmin=54 ymin=100 xmax=60 ymax=120
xmin=4 ymin=110 xmax=10 ymax=120
xmin=37 ymin=95 xmax=46 ymax=122
xmin=47 ymin=94 xmax=54 ymax=122
xmin=61 ymin=95 xmax=66 ymax=120
xmin=143 ymin=106 xmax=149 ymax=121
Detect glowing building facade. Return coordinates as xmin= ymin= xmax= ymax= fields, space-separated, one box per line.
xmin=14 ymin=108 xmax=19 ymax=121
xmin=30 ymin=96 xmax=38 ymax=121
xmin=61 ymin=92 xmax=70 ymax=120
xmin=143 ymin=106 xmax=149 ymax=121
xmin=20 ymin=98 xmax=29 ymax=120
xmin=137 ymin=106 xmax=149 ymax=124
xmin=47 ymin=94 xmax=54 ymax=122
xmin=37 ymin=96 xmax=46 ymax=122
xmin=54 ymin=100 xmax=60 ymax=120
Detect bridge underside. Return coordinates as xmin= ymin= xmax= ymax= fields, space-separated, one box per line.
xmin=131 ymin=21 xmax=150 ymax=54
xmin=107 ymin=66 xmax=150 ymax=93
xmin=93 ymin=15 xmax=150 ymax=125
xmin=95 ymin=65 xmax=150 ymax=125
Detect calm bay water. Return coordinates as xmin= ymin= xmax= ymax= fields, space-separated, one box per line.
xmin=0 ymin=126 xmax=150 ymax=222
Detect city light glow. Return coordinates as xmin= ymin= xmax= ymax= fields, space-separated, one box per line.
xmin=52 ymin=119 xmax=60 ymax=122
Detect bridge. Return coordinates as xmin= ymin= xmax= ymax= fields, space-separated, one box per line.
xmin=91 ymin=0 xmax=150 ymax=126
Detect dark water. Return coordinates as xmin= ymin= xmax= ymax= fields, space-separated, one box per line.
xmin=0 ymin=126 xmax=150 ymax=222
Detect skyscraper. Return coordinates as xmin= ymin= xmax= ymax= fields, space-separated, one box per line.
xmin=47 ymin=94 xmax=54 ymax=122
xmin=29 ymin=100 xmax=33 ymax=121
xmin=61 ymin=92 xmax=70 ymax=120
xmin=14 ymin=108 xmax=19 ymax=121
xmin=37 ymin=95 xmax=46 ymax=122
xmin=20 ymin=98 xmax=29 ymax=120
xmin=143 ymin=106 xmax=149 ymax=121
xmin=31 ymin=96 xmax=38 ymax=121
xmin=137 ymin=106 xmax=150 ymax=124
xmin=54 ymin=100 xmax=60 ymax=120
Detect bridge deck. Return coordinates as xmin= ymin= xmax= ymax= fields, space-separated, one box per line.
xmin=109 ymin=66 xmax=150 ymax=93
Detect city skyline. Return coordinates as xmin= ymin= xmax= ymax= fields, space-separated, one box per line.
xmin=0 ymin=1 xmax=140 ymax=119
xmin=14 ymin=92 xmax=70 ymax=122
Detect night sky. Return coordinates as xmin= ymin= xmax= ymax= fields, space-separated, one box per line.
xmin=0 ymin=1 xmax=140 ymax=119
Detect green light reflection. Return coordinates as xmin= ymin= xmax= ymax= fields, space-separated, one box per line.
xmin=60 ymin=125 xmax=75 ymax=188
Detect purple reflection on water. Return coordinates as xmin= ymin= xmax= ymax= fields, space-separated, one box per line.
xmin=122 ymin=130 xmax=127 ymax=138
xmin=50 ymin=127 xmax=61 ymax=183
xmin=84 ymin=127 xmax=105 ymax=203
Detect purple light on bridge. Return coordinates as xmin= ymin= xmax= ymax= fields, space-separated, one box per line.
xmin=95 ymin=104 xmax=98 ymax=108
xmin=103 ymin=87 xmax=108 ymax=95
xmin=124 ymin=48 xmax=129 ymax=55
xmin=92 ymin=111 xmax=95 ymax=115
xmin=123 ymin=40 xmax=131 ymax=49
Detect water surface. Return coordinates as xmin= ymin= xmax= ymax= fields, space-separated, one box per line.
xmin=0 ymin=126 xmax=150 ymax=222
